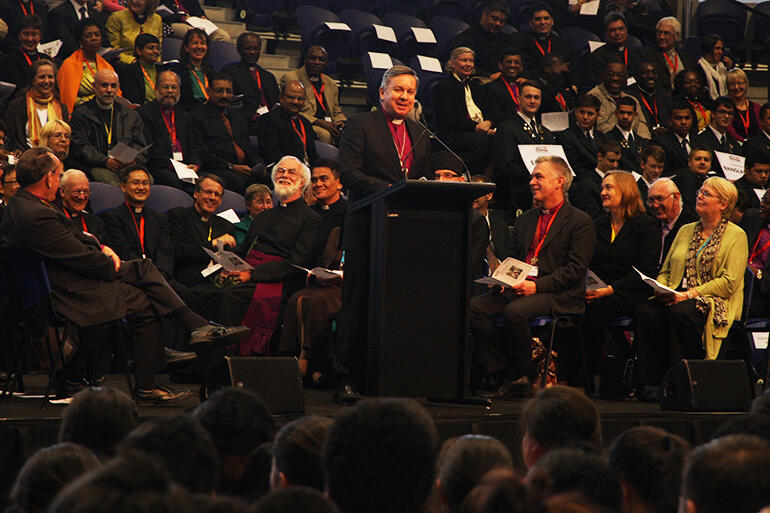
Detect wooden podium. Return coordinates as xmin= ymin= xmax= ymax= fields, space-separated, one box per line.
xmin=350 ymin=179 xmax=495 ymax=398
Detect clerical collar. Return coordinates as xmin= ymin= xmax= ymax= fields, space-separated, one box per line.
xmin=382 ymin=110 xmax=406 ymax=125
xmin=133 ymin=206 xmax=143 ymax=213
xmin=540 ymin=200 xmax=563 ymax=215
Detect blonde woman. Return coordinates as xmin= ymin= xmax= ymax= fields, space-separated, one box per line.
xmin=726 ymin=68 xmax=760 ymax=142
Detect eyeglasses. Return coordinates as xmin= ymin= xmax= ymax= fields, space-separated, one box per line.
xmin=68 ymin=189 xmax=90 ymax=197
xmin=646 ymin=192 xmax=674 ymax=205
xmin=696 ymin=188 xmax=716 ymax=199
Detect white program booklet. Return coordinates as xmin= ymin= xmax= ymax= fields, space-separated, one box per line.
xmin=586 ymin=270 xmax=607 ymax=291
xmin=203 ymin=247 xmax=253 ymax=272
xmin=634 ymin=266 xmax=677 ymax=295
xmin=475 ymin=257 xmax=534 ymax=288
xmin=108 ymin=142 xmax=152 ymax=163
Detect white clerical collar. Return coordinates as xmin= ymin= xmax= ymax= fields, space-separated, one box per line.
xmin=391 ymin=118 xmax=404 ymax=125
xmin=134 ymin=206 xmax=143 ymax=213
xmin=517 ymin=111 xmax=535 ymax=125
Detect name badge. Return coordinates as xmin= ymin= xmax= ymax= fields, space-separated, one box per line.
xmin=324 ymin=116 xmax=333 ymax=122
xmin=528 ymin=266 xmax=539 ymax=278
xmin=172 ymin=152 xmax=183 ymax=161
xmin=257 ymin=106 xmax=269 ymax=116
xmin=681 ymin=277 xmax=687 ymax=289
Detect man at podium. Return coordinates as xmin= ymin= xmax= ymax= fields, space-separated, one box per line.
xmin=469 ymin=156 xmax=595 ymax=399
xmin=333 ymin=65 xmax=432 ymax=404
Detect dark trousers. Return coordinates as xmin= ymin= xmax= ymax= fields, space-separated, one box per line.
xmin=333 ymin=250 xmax=368 ymax=385
xmin=469 ymin=291 xmax=552 ymax=379
xmin=583 ymin=294 xmax=639 ymax=376
xmin=634 ymin=298 xmax=706 ymax=386
xmin=149 ymin=163 xmax=195 ymax=194
xmin=208 ymin=166 xmax=262 ymax=195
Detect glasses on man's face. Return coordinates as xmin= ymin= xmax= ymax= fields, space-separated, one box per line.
xmin=69 ymin=189 xmax=90 ymax=197
xmin=647 ymin=192 xmax=674 ymax=206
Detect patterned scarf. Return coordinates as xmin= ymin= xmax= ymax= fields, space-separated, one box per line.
xmin=26 ymin=89 xmax=63 ymax=147
xmin=685 ymin=218 xmax=729 ymax=330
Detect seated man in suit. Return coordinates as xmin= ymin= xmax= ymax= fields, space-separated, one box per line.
xmin=647 ymin=17 xmax=697 ymax=91
xmin=651 ymin=101 xmax=697 ymax=176
xmin=116 ymin=33 xmax=161 ymax=107
xmin=557 ymin=94 xmax=601 ymax=182
xmin=587 ymin=62 xmax=651 ymax=139
xmin=69 ymin=69 xmax=148 ymax=186
xmin=0 ymin=15 xmax=47 ymax=100
xmin=472 ymin=174 xmax=509 ymax=280
xmin=734 ymin=150 xmax=770 ymax=210
xmin=48 ymin=0 xmax=107 ymax=60
xmin=2 ymin=148 xmax=247 ymax=401
xmin=743 ymin=103 xmax=770 ymax=158
xmin=221 ymin=32 xmax=279 ymax=131
xmin=192 ymin=73 xmax=264 ymax=194
xmin=495 ymin=80 xmax=556 ymax=214
xmin=450 ymin=0 xmax=516 ymax=79
xmin=138 ymin=70 xmax=201 ymax=191
xmin=585 ymin=12 xmax=645 ymax=89
xmin=628 ymin=61 xmax=672 ymax=132
xmin=484 ymin=47 xmax=526 ymax=125
xmin=256 ymin=80 xmax=319 ymax=168
xmin=280 ymin=45 xmax=346 ymax=145
xmin=600 ymin=96 xmax=649 ymax=172
xmin=672 ymin=145 xmax=714 ymax=214
xmin=636 ymin=145 xmax=666 ymax=203
xmin=52 ymin=168 xmax=108 ymax=242
xmin=571 ymin=139 xmax=622 ymax=218
xmin=693 ymin=96 xmax=743 ymax=176
xmin=514 ymin=3 xmax=575 ymax=86
xmin=646 ymin=177 xmax=697 ymax=270
xmin=469 ymin=156 xmax=595 ymax=398
xmin=741 ymin=188 xmax=770 ymax=316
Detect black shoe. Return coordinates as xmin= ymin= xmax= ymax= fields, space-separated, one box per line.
xmin=57 ymin=377 xmax=83 ymax=398
xmin=189 ymin=325 xmax=250 ymax=346
xmin=83 ymin=375 xmax=105 ymax=387
xmin=333 ymin=383 xmax=361 ymax=405
xmin=164 ymin=347 xmax=198 ymax=364
xmin=492 ymin=376 xmax=532 ymax=400
xmin=135 ymin=385 xmax=193 ymax=403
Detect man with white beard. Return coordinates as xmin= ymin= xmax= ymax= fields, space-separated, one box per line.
xmin=226 ymin=155 xmax=321 ymax=355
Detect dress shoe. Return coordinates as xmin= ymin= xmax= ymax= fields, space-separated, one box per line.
xmin=492 ymin=376 xmax=532 ymax=400
xmin=164 ymin=347 xmax=198 ymax=364
xmin=333 ymin=383 xmax=361 ymax=405
xmin=135 ymin=384 xmax=193 ymax=403
xmin=56 ymin=377 xmax=83 ymax=398
xmin=189 ymin=324 xmax=250 ymax=346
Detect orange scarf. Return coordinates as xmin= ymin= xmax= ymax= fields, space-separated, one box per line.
xmin=26 ymin=89 xmax=63 ymax=147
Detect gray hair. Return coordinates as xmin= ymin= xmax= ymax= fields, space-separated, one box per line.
xmin=534 ymin=155 xmax=573 ymax=192
xmin=656 ymin=17 xmax=681 ymax=42
xmin=60 ymin=169 xmax=88 ymax=191
xmin=380 ymin=65 xmax=419 ymax=89
xmin=271 ymin=156 xmax=311 ymax=192
xmin=650 ymin=177 xmax=684 ymax=209
xmin=446 ymin=46 xmax=475 ymax=73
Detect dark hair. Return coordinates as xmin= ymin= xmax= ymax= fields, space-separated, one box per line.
xmin=119 ymin=415 xmax=219 ymax=494
xmin=751 ymin=389 xmax=770 ymax=416
xmin=120 ymin=164 xmax=151 ymax=183
xmin=458 ymin=468 xmax=529 ymax=513
xmin=272 ymin=415 xmax=331 ymax=489
xmin=521 ymin=386 xmax=601 ymax=451
xmin=529 ymin=448 xmax=622 ymax=512
xmin=759 ymin=102 xmax=770 ymax=119
xmin=312 ymin=158 xmax=340 ymax=179
xmin=603 ymin=11 xmax=627 ymax=31
xmin=712 ymin=95 xmax=735 ymax=112
xmin=608 ymin=426 xmax=689 ymax=513
xmin=616 ymin=96 xmax=636 ymax=109
xmin=735 ymin=189 xmax=755 ymax=214
xmin=194 ymin=173 xmax=225 ymax=192
xmin=711 ymin=414 xmax=770 ymax=443
xmin=18 ymin=14 xmax=42 ymax=35
xmin=58 ymin=386 xmax=139 ymax=458
xmin=640 ymin=144 xmax=665 ymax=164
xmin=519 ymin=80 xmax=543 ymax=93
xmin=11 ymin=443 xmax=100 ymax=513
xmin=193 ymin=387 xmax=277 ymax=456
xmin=210 ymin=72 xmax=234 ymax=87
xmin=682 ymin=435 xmax=770 ymax=513
xmin=746 ymin=150 xmax=770 ymax=170
xmin=498 ymin=46 xmax=522 ymax=62
xmin=669 ymin=99 xmax=696 ymax=120
xmin=540 ymin=53 xmax=565 ymax=69
xmin=48 ymin=451 xmax=193 ymax=513
xmin=700 ymin=34 xmax=724 ymax=55
xmin=577 ymin=94 xmax=601 ymax=111
xmin=253 ymin=487 xmax=337 ymax=513
xmin=438 ymin=435 xmax=513 ymax=513
xmin=322 ymin=398 xmax=438 ymax=513
xmin=180 ymin=27 xmax=211 ymax=69
xmin=597 ymin=139 xmax=622 ymax=156
xmin=528 ymin=3 xmax=553 ymax=19
xmin=471 ymin=174 xmax=494 ymax=184
xmin=75 ymin=19 xmax=103 ymax=47
xmin=194 ymin=494 xmax=250 ymax=513
xmin=236 ymin=31 xmax=261 ymax=51
xmin=134 ymin=32 xmax=160 ymax=51
xmin=15 ymin=147 xmax=58 ymax=187
xmin=673 ymin=69 xmax=702 ymax=98
xmin=483 ymin=0 xmax=510 ymax=16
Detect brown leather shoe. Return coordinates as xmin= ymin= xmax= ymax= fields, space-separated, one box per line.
xmin=492 ymin=376 xmax=533 ymax=400
xmin=135 ymin=385 xmax=193 ymax=403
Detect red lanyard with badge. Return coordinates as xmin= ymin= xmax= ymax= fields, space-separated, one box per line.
xmin=311 ymin=82 xmax=328 ymax=115
xmin=127 ymin=203 xmax=146 ymax=258
xmin=502 ymin=78 xmax=520 ymax=106
xmin=639 ymin=94 xmax=659 ymax=126
xmin=62 ymin=207 xmax=88 ymax=232
xmin=160 ymin=106 xmax=178 ymax=148
xmin=534 ymin=37 xmax=551 ymax=56
xmin=529 ymin=202 xmax=564 ymax=265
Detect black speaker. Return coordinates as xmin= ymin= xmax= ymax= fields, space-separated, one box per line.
xmin=225 ymin=357 xmax=305 ymax=415
xmin=660 ymin=359 xmax=752 ymax=412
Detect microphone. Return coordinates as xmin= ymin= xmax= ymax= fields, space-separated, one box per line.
xmin=411 ymin=117 xmax=472 ymax=183
xmin=397 ymin=119 xmax=430 ymax=180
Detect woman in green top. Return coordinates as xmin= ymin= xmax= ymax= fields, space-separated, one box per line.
xmin=170 ymin=27 xmax=213 ymax=111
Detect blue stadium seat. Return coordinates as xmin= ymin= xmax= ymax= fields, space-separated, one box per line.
xmin=88 ymin=182 xmax=124 ymax=214
xmin=161 ymin=37 xmax=182 ymax=63
xmin=697 ymin=0 xmax=747 ymax=60
xmin=233 ymin=0 xmax=282 ymax=28
xmin=501 ymin=23 xmax=518 ymax=35
xmin=558 ymin=26 xmax=601 ymax=74
xmin=363 ymin=53 xmax=405 ymax=106
xmin=216 ymin=189 xmax=247 ymax=215
xmin=429 ymin=15 xmax=470 ymax=62
xmin=295 ymin=5 xmax=351 ymax=73
xmin=430 ymin=0 xmax=466 ymax=20
xmin=626 ymin=34 xmax=643 ymax=48
xmin=748 ymin=1 xmax=770 ymax=66
xmin=338 ymin=9 xmax=392 ymax=58
xmin=315 ymin=140 xmax=340 ymax=160
xmin=208 ymin=41 xmax=240 ymax=71
xmin=384 ymin=12 xmax=436 ymax=62
xmin=146 ymin=185 xmax=194 ymax=213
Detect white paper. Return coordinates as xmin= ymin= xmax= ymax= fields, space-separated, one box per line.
xmin=217 ymin=208 xmax=241 ymax=224
xmin=475 ymin=257 xmax=534 ymax=288
xmin=568 ymin=0 xmax=577 ymax=4
xmin=541 ymin=112 xmax=569 ymax=132
xmin=171 ymin=159 xmax=199 ymax=183
xmin=186 ymin=16 xmax=220 ymax=35
xmin=518 ymin=144 xmax=576 ymax=176
xmin=627 ymin=76 xmax=637 ymax=86
xmin=37 ymin=39 xmax=62 ymax=58
xmin=324 ymin=21 xmax=351 ymax=31
xmin=417 ymin=55 xmax=442 ymax=73
xmin=715 ymin=151 xmax=746 ymax=181
xmin=580 ymin=0 xmax=600 ymax=14
xmin=755 ymin=189 xmax=765 ymax=201
xmin=369 ymin=52 xmax=393 ymax=70
xmin=373 ymin=24 xmax=396 ymax=42
xmin=203 ymin=247 xmax=253 ymax=272
xmin=292 ymin=263 xmax=343 ymax=280
xmin=634 ymin=266 xmax=677 ymax=295
xmin=7 ymin=154 xmax=17 ymax=165
xmin=201 ymin=262 xmax=222 ymax=277
xmin=156 ymin=4 xmax=174 ymax=15
xmin=588 ymin=41 xmax=606 ymax=52
xmin=411 ymin=27 xmax=437 ymax=43
xmin=753 ymin=332 xmax=769 ymax=350
xmin=108 ymin=142 xmax=152 ymax=163
xmin=586 ymin=270 xmax=607 ymax=291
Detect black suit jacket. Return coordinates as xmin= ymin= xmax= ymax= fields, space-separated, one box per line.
xmin=489 ymin=212 xmax=510 ymax=261
xmin=116 ymin=61 xmax=157 ymax=106
xmin=637 ymin=176 xmax=650 ymax=204
xmin=557 ymin=123 xmax=597 ymax=182
xmin=600 ymin=127 xmax=649 ymax=172
xmin=339 ymin=109 xmax=432 ymax=250
xmin=48 ymin=2 xmax=107 ymax=60
xmin=256 ymin=106 xmax=319 ymax=167
xmin=591 ymin=213 xmax=661 ymax=303
xmin=484 ymin=76 xmax=520 ymax=125
xmin=740 ymin=208 xmax=770 ymax=296
xmin=505 ymin=202 xmax=596 ymax=317
xmin=167 ymin=206 xmax=233 ymax=287
xmin=628 ymin=85 xmax=672 ymax=131
xmin=432 ymin=75 xmax=491 ymax=136
xmin=221 ymin=61 xmax=279 ymax=124
xmin=0 ymin=1 xmax=49 ymax=52
xmin=513 ymin=32 xmax=576 ymax=82
xmin=571 ymin=170 xmax=604 ymax=219
xmin=651 ymin=130 xmax=693 ymax=176
xmin=585 ymin=44 xmax=645 ymax=89
xmin=734 ymin=176 xmax=762 ymax=210
xmin=101 ymin=203 xmax=174 ymax=278
xmin=672 ymin=168 xmax=705 ymax=218
xmin=743 ymin=132 xmax=770 ymax=159
xmin=158 ymin=0 xmax=205 ymax=23
xmin=192 ymin=102 xmax=260 ymax=171
xmin=658 ymin=207 xmax=698 ymax=268
xmin=646 ymin=48 xmax=699 ymax=91
xmin=138 ymin=101 xmax=202 ymax=175
xmin=693 ymin=127 xmax=742 ymax=176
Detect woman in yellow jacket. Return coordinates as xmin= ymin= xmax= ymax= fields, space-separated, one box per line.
xmin=106 ymin=0 xmax=162 ymax=65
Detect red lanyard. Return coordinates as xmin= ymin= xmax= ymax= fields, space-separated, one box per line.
xmin=140 ymin=64 xmax=156 ymax=91
xmin=21 ymin=49 xmax=34 ymax=66
xmin=618 ymin=46 xmax=628 ymax=66
xmin=291 ymin=118 xmax=307 ymax=151
xmin=172 ymin=0 xmax=189 ymax=14
xmin=639 ymin=94 xmax=659 ymax=125
xmin=62 ymin=207 xmax=88 ymax=232
xmin=252 ymin=67 xmax=262 ymax=90
xmin=160 ymin=107 xmax=177 ymax=147
xmin=555 ymin=92 xmax=567 ymax=111
xmin=19 ymin=1 xmax=34 ymax=16
xmin=534 ymin=37 xmax=551 ymax=56
xmin=84 ymin=57 xmax=97 ymax=78
xmin=530 ymin=201 xmax=564 ymax=264
xmin=750 ymin=231 xmax=770 ymax=263
xmin=192 ymin=69 xmax=209 ymax=100
xmin=311 ymin=82 xmax=327 ymax=114
xmin=688 ymin=100 xmax=708 ymax=124
xmin=736 ymin=108 xmax=750 ymax=136
xmin=126 ymin=203 xmax=146 ymax=257
xmin=502 ymin=78 xmax=520 ymax=106
xmin=663 ymin=51 xmax=678 ymax=74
